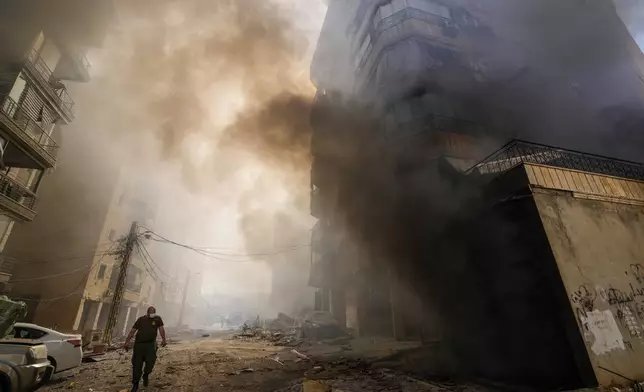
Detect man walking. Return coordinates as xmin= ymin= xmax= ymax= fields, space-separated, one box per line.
xmin=124 ymin=306 xmax=167 ymax=391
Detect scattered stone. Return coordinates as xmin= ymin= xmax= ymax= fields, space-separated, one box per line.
xmin=291 ymin=349 xmax=311 ymax=362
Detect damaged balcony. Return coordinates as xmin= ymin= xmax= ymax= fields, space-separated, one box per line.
xmin=0 ymin=95 xmax=59 ymax=169
xmin=53 ymin=44 xmax=91 ymax=83
xmin=0 ymin=174 xmax=37 ymax=221
xmin=23 ymin=50 xmax=75 ymax=122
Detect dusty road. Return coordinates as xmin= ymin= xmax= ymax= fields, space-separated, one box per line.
xmin=40 ymin=335 xmax=495 ymax=392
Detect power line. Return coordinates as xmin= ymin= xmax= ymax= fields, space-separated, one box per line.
xmin=137 ymin=225 xmax=309 ymax=256
xmin=134 ymin=241 xmax=162 ymax=282
xmin=139 ymin=228 xmax=309 ymax=262
xmin=9 ymin=243 xmax=118 ymax=264
xmin=7 ymin=241 xmax=121 ymax=283
xmin=137 ymin=240 xmax=172 ymax=280
xmin=11 ymin=242 xmax=120 ymax=305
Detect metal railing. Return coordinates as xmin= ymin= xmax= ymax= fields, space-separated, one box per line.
xmin=0 ymin=174 xmax=37 ymax=211
xmin=356 ymin=8 xmax=456 ymax=74
xmin=0 ymin=95 xmax=59 ymax=158
xmin=25 ymin=50 xmax=75 ymax=119
xmin=467 ymin=140 xmax=644 ymax=182
xmin=0 ymin=255 xmax=16 ymax=276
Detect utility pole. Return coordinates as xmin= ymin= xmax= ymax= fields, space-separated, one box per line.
xmin=177 ymin=271 xmax=190 ymax=328
xmin=103 ymin=221 xmax=137 ymax=344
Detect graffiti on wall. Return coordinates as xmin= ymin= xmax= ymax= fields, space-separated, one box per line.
xmin=570 ymin=264 xmax=644 ymax=355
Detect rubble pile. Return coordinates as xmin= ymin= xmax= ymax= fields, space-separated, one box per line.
xmin=233 ymin=323 xmax=303 ymax=346
xmin=232 ymin=311 xmax=347 ymax=347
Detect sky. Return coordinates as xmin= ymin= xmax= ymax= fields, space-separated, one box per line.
xmin=615 ymin=0 xmax=644 ymax=50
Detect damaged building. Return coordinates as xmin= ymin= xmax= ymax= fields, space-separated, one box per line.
xmin=5 ymin=171 xmax=159 ymax=335
xmin=0 ymin=1 xmax=113 ymax=289
xmin=309 ymin=0 xmax=644 ymax=389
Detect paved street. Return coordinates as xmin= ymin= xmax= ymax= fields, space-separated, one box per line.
xmin=39 ymin=334 xmax=494 ymax=392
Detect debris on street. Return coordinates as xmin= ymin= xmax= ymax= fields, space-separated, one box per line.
xmin=38 ymin=336 xmax=497 ymax=392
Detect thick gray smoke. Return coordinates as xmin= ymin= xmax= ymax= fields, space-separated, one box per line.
xmin=66 ymin=0 xmax=326 ymax=318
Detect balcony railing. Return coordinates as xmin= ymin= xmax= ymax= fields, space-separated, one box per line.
xmin=0 ymin=174 xmax=37 ymax=211
xmin=0 ymin=95 xmax=59 ymax=159
xmin=25 ymin=50 xmax=75 ymax=120
xmin=0 ymin=255 xmax=16 ymax=278
xmin=468 ymin=140 xmax=644 ymax=182
xmin=356 ymin=8 xmax=457 ymax=74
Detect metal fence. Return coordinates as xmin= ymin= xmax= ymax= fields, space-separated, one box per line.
xmin=0 ymin=95 xmax=60 ymax=158
xmin=26 ymin=50 xmax=75 ymax=119
xmin=468 ymin=140 xmax=644 ymax=182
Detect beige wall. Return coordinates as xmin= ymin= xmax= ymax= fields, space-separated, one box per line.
xmin=532 ymin=165 xmax=644 ymax=386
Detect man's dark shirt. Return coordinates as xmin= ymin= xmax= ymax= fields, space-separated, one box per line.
xmin=133 ymin=315 xmax=164 ymax=343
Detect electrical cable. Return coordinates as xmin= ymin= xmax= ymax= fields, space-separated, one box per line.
xmin=10 ymin=242 xmax=120 ymax=304
xmin=134 ymin=241 xmax=162 ymax=282
xmin=11 ymin=250 xmax=117 ymax=265
xmin=137 ymin=240 xmax=173 ymax=280
xmin=7 ymin=241 xmax=121 ymax=283
xmin=139 ymin=228 xmax=309 ymax=262
xmin=11 ymin=241 xmax=116 ymax=264
xmin=138 ymin=225 xmax=309 ymax=256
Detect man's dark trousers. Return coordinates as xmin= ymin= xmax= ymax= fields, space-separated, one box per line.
xmin=132 ymin=341 xmax=157 ymax=383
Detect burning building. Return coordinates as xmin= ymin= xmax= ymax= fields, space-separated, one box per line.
xmin=309 ymin=0 xmax=644 ymax=389
xmin=0 ymin=0 xmax=114 ymax=289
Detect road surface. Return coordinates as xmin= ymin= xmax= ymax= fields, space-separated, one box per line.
xmin=39 ymin=334 xmax=494 ymax=392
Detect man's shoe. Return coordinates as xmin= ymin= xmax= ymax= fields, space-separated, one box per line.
xmin=142 ymin=375 xmax=149 ymax=387
xmin=131 ymin=382 xmax=139 ymax=392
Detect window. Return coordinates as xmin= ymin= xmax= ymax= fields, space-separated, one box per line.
xmin=97 ymin=264 xmax=107 ymax=279
xmin=108 ymin=229 xmax=116 ymax=241
xmin=13 ymin=327 xmax=47 ymax=340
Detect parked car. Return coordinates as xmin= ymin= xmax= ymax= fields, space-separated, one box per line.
xmin=0 ymin=338 xmax=52 ymax=391
xmin=10 ymin=323 xmax=82 ymax=382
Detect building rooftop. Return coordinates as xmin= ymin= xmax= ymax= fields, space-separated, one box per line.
xmin=468 ymin=140 xmax=644 ymax=182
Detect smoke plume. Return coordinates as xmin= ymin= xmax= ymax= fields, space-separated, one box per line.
xmin=67 ymin=0 xmax=326 ymax=316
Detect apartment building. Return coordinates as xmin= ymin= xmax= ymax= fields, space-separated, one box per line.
xmin=309 ymin=0 xmax=644 ymax=388
xmin=0 ymin=1 xmax=113 ymax=289
xmin=6 ymin=170 xmax=159 ymax=335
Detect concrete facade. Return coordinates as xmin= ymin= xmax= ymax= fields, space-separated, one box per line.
xmin=0 ymin=1 xmax=114 ymax=286
xmin=309 ymin=2 xmax=644 ymax=388
xmin=531 ymin=167 xmax=644 ymax=386
xmin=6 ymin=167 xmax=158 ymax=334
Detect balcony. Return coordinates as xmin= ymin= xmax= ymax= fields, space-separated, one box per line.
xmin=0 ymin=95 xmax=59 ymax=168
xmin=54 ymin=46 xmax=91 ymax=83
xmin=0 ymin=255 xmax=16 ymax=283
xmin=24 ymin=50 xmax=75 ymax=122
xmin=0 ymin=174 xmax=37 ymax=221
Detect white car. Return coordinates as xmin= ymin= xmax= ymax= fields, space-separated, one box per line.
xmin=10 ymin=322 xmax=82 ymax=380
